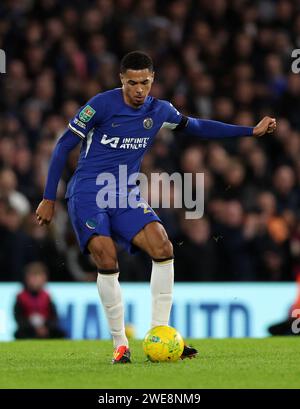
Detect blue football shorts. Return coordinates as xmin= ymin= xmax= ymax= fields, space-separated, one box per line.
xmin=67 ymin=194 xmax=161 ymax=254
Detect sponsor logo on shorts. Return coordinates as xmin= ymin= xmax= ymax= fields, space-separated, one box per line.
xmin=85 ymin=219 xmax=97 ymax=229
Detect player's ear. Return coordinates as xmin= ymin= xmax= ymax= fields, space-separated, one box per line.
xmin=120 ymin=73 xmax=124 ymax=85
xmin=151 ymin=71 xmax=155 ymax=82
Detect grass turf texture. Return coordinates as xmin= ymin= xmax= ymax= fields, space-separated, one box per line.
xmin=0 ymin=338 xmax=299 ymax=389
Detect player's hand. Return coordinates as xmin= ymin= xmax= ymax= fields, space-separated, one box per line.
xmin=253 ymin=116 xmax=276 ymax=137
xmin=36 ymin=199 xmax=55 ymax=226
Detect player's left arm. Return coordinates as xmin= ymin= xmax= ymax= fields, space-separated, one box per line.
xmin=161 ymin=101 xmax=276 ymax=138
xmin=181 ymin=115 xmax=276 ymax=138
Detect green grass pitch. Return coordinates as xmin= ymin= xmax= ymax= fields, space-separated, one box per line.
xmin=0 ymin=338 xmax=299 ymax=389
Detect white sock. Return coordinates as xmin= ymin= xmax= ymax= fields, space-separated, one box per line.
xmin=97 ymin=273 xmax=128 ymax=349
xmin=150 ymin=259 xmax=174 ymax=328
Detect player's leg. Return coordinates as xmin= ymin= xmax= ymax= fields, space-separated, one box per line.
xmin=88 ymin=235 xmax=130 ymax=363
xmin=110 ymin=204 xmax=197 ymax=359
xmin=132 ymin=221 xmax=174 ymax=328
xmin=67 ymin=196 xmax=130 ymax=363
xmin=132 ymin=222 xmax=198 ymax=359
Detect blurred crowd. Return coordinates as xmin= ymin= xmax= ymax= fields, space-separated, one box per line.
xmin=1 ymin=0 xmax=300 ymax=282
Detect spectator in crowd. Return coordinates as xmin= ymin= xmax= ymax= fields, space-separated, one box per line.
xmin=0 ymin=168 xmax=30 ymax=216
xmin=175 ymin=216 xmax=217 ymax=281
xmin=14 ymin=262 xmax=65 ymax=339
xmin=211 ymin=200 xmax=256 ymax=281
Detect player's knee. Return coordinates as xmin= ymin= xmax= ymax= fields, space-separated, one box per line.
xmin=151 ymin=238 xmax=173 ymax=260
xmin=94 ymin=251 xmax=117 ymax=270
xmin=88 ymin=241 xmax=118 ymax=270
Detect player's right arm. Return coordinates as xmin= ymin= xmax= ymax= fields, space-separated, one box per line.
xmin=36 ymin=130 xmax=81 ymax=225
xmin=36 ymin=95 xmax=103 ymax=226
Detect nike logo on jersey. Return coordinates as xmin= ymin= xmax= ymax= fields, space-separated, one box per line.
xmin=112 ymin=123 xmax=121 ymax=127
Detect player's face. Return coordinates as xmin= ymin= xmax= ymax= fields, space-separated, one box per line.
xmin=120 ymin=69 xmax=154 ymax=108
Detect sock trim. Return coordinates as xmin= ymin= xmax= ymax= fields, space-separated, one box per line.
xmin=98 ymin=269 xmax=119 ymax=275
xmin=152 ymin=256 xmax=174 ymax=264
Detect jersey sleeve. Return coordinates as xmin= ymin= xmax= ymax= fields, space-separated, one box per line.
xmin=43 ymin=129 xmax=81 ymax=200
xmin=160 ymin=100 xmax=183 ymax=130
xmin=68 ymin=94 xmax=104 ymax=139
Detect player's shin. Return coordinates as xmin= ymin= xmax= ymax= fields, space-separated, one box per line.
xmin=96 ymin=271 xmax=128 ymax=348
xmin=150 ymin=258 xmax=174 ymax=328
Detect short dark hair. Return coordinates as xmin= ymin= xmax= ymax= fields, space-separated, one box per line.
xmin=120 ymin=51 xmax=153 ymax=73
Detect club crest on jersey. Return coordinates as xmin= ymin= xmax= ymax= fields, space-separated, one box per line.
xmin=79 ymin=105 xmax=96 ymax=122
xmin=143 ymin=117 xmax=153 ymax=129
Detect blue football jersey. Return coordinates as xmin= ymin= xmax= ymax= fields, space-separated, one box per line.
xmin=66 ymin=88 xmax=182 ymax=199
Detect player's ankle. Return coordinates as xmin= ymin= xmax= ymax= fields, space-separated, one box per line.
xmin=113 ymin=335 xmax=129 ymax=349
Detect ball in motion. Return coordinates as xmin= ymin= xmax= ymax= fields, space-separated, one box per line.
xmin=143 ymin=325 xmax=184 ymax=362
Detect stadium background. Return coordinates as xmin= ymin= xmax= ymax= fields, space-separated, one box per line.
xmin=1 ymin=0 xmax=300 ymax=340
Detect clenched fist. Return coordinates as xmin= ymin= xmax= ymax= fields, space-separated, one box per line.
xmin=253 ymin=116 xmax=276 ymax=137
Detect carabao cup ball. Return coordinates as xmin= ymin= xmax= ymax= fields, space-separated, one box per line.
xmin=143 ymin=325 xmax=184 ymax=362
